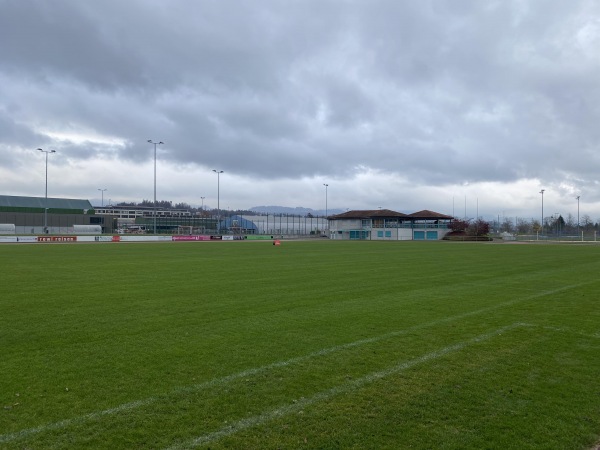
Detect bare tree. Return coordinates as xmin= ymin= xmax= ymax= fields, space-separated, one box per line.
xmin=581 ymin=214 xmax=593 ymax=230
xmin=516 ymin=218 xmax=532 ymax=234
xmin=468 ymin=219 xmax=490 ymax=236
xmin=500 ymin=217 xmax=514 ymax=233
xmin=530 ymin=219 xmax=541 ymax=234
xmin=564 ymin=213 xmax=576 ymax=234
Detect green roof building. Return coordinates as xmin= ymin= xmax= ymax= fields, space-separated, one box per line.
xmin=0 ymin=195 xmax=114 ymax=234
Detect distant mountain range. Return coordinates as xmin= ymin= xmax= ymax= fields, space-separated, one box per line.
xmin=250 ymin=206 xmax=345 ymax=216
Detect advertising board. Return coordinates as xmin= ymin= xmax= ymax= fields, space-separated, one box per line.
xmin=37 ymin=236 xmax=77 ymax=242
xmin=172 ymin=235 xmax=210 ymax=241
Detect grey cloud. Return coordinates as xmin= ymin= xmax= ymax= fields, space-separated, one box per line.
xmin=1 ymin=0 xmax=600 ymax=210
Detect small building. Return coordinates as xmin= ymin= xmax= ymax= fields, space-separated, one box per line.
xmin=327 ymin=209 xmax=453 ymax=240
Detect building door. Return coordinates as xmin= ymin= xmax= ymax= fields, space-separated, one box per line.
xmin=426 ymin=231 xmax=438 ymax=240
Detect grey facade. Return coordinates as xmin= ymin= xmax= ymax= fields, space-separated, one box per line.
xmin=0 ymin=195 xmax=115 ymax=234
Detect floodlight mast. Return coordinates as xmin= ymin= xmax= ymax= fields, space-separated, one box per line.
xmin=37 ymin=148 xmax=56 ymax=233
xmin=323 ymin=183 xmax=328 ymax=235
xmin=576 ymin=195 xmax=580 ymax=234
xmin=539 ymin=189 xmax=545 ymax=235
xmin=148 ymin=140 xmax=164 ymax=234
xmin=98 ymin=188 xmax=107 ymax=207
xmin=213 ymin=170 xmax=224 ymax=232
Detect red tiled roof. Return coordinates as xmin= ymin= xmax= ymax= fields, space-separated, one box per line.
xmin=408 ymin=210 xmax=453 ymax=219
xmin=329 ymin=209 xmax=408 ymax=219
xmin=329 ymin=209 xmax=452 ymax=220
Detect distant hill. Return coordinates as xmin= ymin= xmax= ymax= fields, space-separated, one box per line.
xmin=250 ymin=206 xmax=344 ymax=216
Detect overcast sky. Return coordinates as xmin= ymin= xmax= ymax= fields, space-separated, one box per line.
xmin=1 ymin=1 xmax=599 ymax=220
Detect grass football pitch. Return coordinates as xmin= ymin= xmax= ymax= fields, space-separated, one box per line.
xmin=1 ymin=240 xmax=599 ymax=449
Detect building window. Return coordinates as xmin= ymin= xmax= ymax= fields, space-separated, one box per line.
xmin=377 ymin=230 xmax=383 ymax=238
xmin=385 ymin=231 xmax=392 ymax=238
xmin=350 ymin=230 xmax=369 ymax=240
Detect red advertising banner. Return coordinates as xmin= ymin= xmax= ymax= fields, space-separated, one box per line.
xmin=112 ymin=235 xmax=121 ymax=242
xmin=37 ymin=236 xmax=78 ymax=242
xmin=172 ymin=235 xmax=211 ymax=241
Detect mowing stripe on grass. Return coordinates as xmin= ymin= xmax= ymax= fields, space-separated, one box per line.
xmin=166 ymin=322 xmax=530 ymax=449
xmin=0 ymin=282 xmax=586 ymax=445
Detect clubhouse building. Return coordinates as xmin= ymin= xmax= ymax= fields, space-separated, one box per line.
xmin=327 ymin=209 xmax=453 ymax=240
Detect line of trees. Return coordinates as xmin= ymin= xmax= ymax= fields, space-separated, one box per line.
xmin=448 ymin=213 xmax=600 ymax=238
xmin=497 ymin=213 xmax=599 ymax=235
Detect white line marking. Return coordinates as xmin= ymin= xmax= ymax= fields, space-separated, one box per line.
xmin=0 ymin=282 xmax=587 ymax=444
xmin=165 ymin=323 xmax=529 ymax=449
xmin=539 ymin=325 xmax=600 ymax=339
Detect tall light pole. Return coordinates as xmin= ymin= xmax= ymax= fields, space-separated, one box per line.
xmin=98 ymin=188 xmax=107 ymax=207
xmin=148 ymin=140 xmax=163 ymax=234
xmin=539 ymin=189 xmax=545 ymax=235
xmin=200 ymin=196 xmax=205 ymax=213
xmin=37 ymin=148 xmax=56 ymax=233
xmin=576 ymin=196 xmax=580 ymax=233
xmin=213 ymin=170 xmax=223 ymax=232
xmin=323 ymin=183 xmax=328 ymax=234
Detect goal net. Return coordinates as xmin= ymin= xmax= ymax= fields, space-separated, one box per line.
xmin=176 ymin=225 xmax=193 ymax=235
